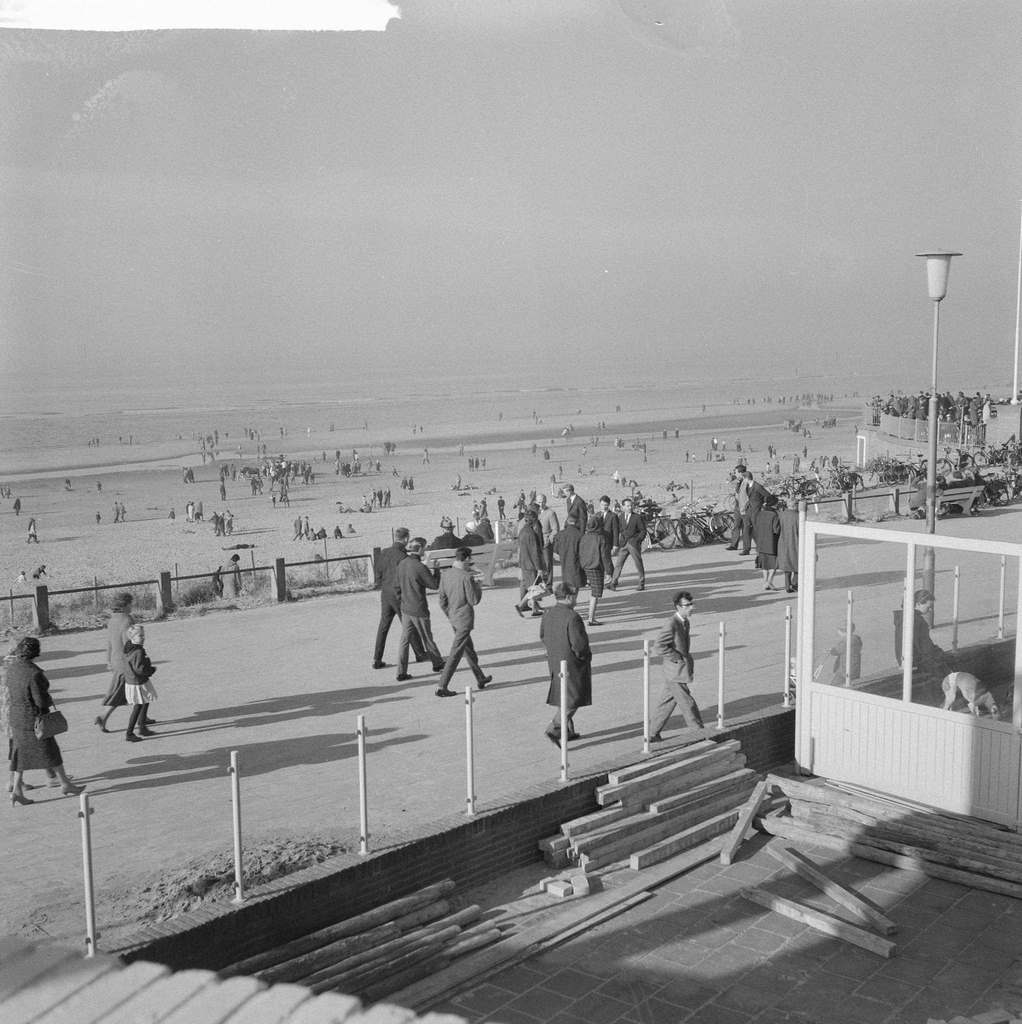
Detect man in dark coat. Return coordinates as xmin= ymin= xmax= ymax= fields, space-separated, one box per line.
xmin=563 ymin=484 xmax=588 ymax=533
xmin=516 ymin=509 xmax=545 ymax=615
xmin=372 ymin=526 xmax=426 ymax=669
xmin=541 ymin=583 xmax=592 ymax=743
xmin=742 ymin=470 xmax=774 ymax=555
xmin=596 ymin=495 xmax=619 ymax=575
xmin=608 ymin=496 xmax=647 ymax=591
xmin=428 ymin=516 xmax=459 ymax=551
xmin=395 ymin=539 xmax=446 ymax=681
xmin=649 ymin=590 xmax=703 ymax=741
xmin=553 ymin=515 xmax=585 ymax=589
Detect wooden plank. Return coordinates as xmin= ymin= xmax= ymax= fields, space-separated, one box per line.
xmin=158 ymin=975 xmax=265 ymax=1024
xmin=648 ymin=768 xmax=758 ymax=815
xmin=3 ymin=954 xmax=119 ymax=1024
xmin=597 ymin=746 xmax=744 ymax=808
xmin=605 ymin=739 xmax=718 ymax=785
xmin=220 ymin=982 xmax=312 ymax=1024
xmin=719 ymin=778 xmax=770 ymax=866
xmin=742 ymin=887 xmax=896 ymax=957
xmin=538 ymin=834 xmax=572 ymax=854
xmin=560 ymin=804 xmax=633 ymax=838
xmin=767 ymin=845 xmax=898 ymax=935
xmin=627 ymin=810 xmax=739 ymax=870
xmin=576 ymin=780 xmax=756 ymax=866
xmin=32 ymin=962 xmax=171 ymax=1024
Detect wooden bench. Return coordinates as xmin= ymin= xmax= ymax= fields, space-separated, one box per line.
xmin=905 ymin=484 xmax=985 ymax=517
xmin=424 ymin=541 xmax=518 ymax=587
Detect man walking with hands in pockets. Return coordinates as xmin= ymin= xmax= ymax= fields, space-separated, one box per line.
xmin=649 ymin=590 xmax=704 ymax=742
xmin=436 ymin=547 xmax=493 ymax=697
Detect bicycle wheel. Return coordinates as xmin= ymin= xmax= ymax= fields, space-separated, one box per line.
xmin=710 ymin=511 xmax=736 ymax=541
xmin=679 ymin=516 xmax=706 ymax=547
xmin=647 ymin=518 xmax=673 ymax=550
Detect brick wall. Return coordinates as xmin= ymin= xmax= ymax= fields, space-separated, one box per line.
xmin=116 ymin=708 xmax=794 ymax=971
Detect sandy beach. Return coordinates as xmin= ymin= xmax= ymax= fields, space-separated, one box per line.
xmin=0 ymin=397 xmax=865 ymax=608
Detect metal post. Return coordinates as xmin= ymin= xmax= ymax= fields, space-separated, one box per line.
xmin=902 ymin=544 xmax=917 ymax=703
xmin=1013 ymin=557 xmax=1022 ymax=730
xmin=559 ymin=659 xmax=568 ymax=782
xmin=357 ymin=715 xmax=369 ymax=856
xmin=923 ymin=301 xmax=941 ymax=620
xmin=228 ymin=751 xmax=244 ymax=903
xmin=783 ymin=605 xmax=793 ymax=708
xmin=716 ymin=622 xmax=726 ymax=730
xmin=78 ymin=793 xmax=97 ymax=957
xmin=844 ymin=590 xmax=854 ymax=687
xmin=642 ymin=639 xmax=651 ymax=753
xmin=998 ymin=555 xmax=1007 ymax=640
xmin=952 ymin=565 xmax=960 ymax=650
xmin=464 ymin=686 xmax=476 ymax=816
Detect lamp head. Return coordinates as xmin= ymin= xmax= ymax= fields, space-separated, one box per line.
xmin=915 ymin=251 xmax=962 ymax=302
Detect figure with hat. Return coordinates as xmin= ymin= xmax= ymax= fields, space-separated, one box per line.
xmin=395 ymin=538 xmax=446 ymax=682
xmin=436 ymin=548 xmax=492 ymax=696
xmin=428 ymin=516 xmax=459 ymax=551
xmin=541 ymin=583 xmax=591 ymax=744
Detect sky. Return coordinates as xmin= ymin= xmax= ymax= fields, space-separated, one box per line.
xmin=0 ymin=0 xmax=1020 ymax=393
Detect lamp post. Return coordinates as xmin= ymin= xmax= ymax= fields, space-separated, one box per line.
xmin=916 ymin=250 xmax=961 ymax=615
xmin=1013 ymin=200 xmax=1022 ymax=405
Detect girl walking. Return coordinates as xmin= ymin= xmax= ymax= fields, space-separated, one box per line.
xmin=123 ymin=624 xmax=158 ymax=743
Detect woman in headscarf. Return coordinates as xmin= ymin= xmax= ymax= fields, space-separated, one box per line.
xmin=5 ymin=636 xmax=83 ymax=805
xmin=122 ymin=624 xmax=158 ymax=743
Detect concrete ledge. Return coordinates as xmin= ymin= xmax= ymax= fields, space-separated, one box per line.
xmin=114 ymin=708 xmax=794 ymax=971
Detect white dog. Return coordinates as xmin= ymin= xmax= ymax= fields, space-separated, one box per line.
xmin=941 ymin=672 xmax=999 ymax=717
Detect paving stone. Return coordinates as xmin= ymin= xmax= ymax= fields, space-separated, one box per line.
xmin=534 ymin=969 xmax=607 ymax=1000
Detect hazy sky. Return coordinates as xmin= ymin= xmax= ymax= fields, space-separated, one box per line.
xmin=1 ymin=1 xmax=1019 ymax=391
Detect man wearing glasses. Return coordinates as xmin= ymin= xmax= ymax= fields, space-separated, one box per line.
xmin=649 ymin=590 xmax=704 ymax=741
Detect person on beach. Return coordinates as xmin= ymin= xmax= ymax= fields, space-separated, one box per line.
xmin=122 ymin=624 xmax=158 ymax=742
xmin=372 ymin=527 xmax=427 ymax=670
xmin=395 ymin=539 xmax=446 ymax=682
xmin=608 ymin=497 xmax=646 ymax=591
xmin=212 ymin=565 xmax=224 ymax=597
xmin=26 ymin=518 xmax=38 ymax=543
xmin=5 ymin=636 xmax=84 ymax=804
xmin=578 ymin=517 xmax=610 ymax=625
xmin=649 ymin=590 xmax=704 ymax=742
xmin=96 ymin=591 xmax=151 ymax=732
xmin=229 ymin=554 xmax=243 ymax=596
xmin=13 ymin=497 xmax=21 ymax=516
xmin=541 ymin=583 xmax=592 ymax=744
xmin=436 ymin=548 xmax=492 ymax=697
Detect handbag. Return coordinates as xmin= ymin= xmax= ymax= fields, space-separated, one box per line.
xmin=34 ymin=708 xmax=69 ymax=740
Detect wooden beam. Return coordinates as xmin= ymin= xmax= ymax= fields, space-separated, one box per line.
xmin=719 ymin=779 xmax=770 ymax=866
xmin=767 ymin=845 xmax=897 ymax=935
xmin=605 ymin=739 xmax=719 ymax=785
xmin=597 ymin=747 xmax=744 ymax=808
xmin=741 ymin=888 xmax=896 ymax=958
xmin=626 ymin=809 xmax=740 ymax=871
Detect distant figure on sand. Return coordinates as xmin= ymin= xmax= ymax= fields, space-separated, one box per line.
xmin=26 ymin=518 xmax=38 ymax=544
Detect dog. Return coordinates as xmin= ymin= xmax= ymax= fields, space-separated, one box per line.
xmin=941 ymin=671 xmax=999 ymax=717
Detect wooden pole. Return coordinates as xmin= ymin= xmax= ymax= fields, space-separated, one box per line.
xmin=464 ymin=686 xmax=476 ymax=816
xmin=642 ymin=639 xmax=650 ymax=753
xmin=78 ymin=794 xmax=97 ymax=957
xmin=229 ymin=750 xmax=244 ymax=903
xmin=951 ymin=565 xmax=960 ymax=650
xmin=844 ymin=590 xmax=853 ymax=687
xmin=716 ymin=622 xmax=726 ymax=730
xmin=559 ymin=659 xmax=568 ymax=782
xmin=357 ymin=715 xmax=369 ymax=855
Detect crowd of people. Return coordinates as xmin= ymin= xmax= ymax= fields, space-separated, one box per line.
xmin=870 ymin=389 xmax=997 ymax=430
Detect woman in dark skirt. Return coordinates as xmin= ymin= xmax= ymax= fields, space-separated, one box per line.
xmin=6 ymin=636 xmax=83 ymax=806
xmin=578 ymin=517 xmax=610 ymax=626
xmin=753 ymin=498 xmax=781 ymax=591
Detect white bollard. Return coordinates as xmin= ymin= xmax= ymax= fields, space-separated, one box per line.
xmin=78 ymin=793 xmax=98 ymax=956
xmin=844 ymin=590 xmax=854 ymax=688
xmin=357 ymin=715 xmax=369 ymax=856
xmin=952 ymin=565 xmax=960 ymax=650
xmin=559 ymin=659 xmax=569 ymax=782
xmin=783 ymin=605 xmax=793 ymax=708
xmin=998 ymin=555 xmax=1007 ymax=640
xmin=642 ymin=639 xmax=651 ymax=753
xmin=716 ymin=622 xmax=726 ymax=731
xmin=464 ymin=686 xmax=476 ymax=816
xmin=229 ymin=750 xmax=244 ymax=903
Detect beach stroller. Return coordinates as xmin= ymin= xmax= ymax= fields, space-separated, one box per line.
xmin=515 ymin=572 xmax=547 ymax=617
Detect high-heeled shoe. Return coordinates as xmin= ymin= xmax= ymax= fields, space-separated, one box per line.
xmin=60 ymin=782 xmax=85 ymax=797
xmin=94 ymin=716 xmax=108 ymax=734
xmin=11 ymin=792 xmax=34 ymax=807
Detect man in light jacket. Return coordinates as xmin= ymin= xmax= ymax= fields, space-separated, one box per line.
xmin=436 ymin=548 xmax=493 ymax=697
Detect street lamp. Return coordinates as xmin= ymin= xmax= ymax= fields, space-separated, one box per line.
xmin=915 ymin=250 xmax=961 ymax=617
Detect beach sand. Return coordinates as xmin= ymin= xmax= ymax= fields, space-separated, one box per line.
xmin=0 ymin=399 xmax=865 ymax=607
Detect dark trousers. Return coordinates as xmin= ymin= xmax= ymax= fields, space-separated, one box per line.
xmin=738 ymin=511 xmax=755 ymax=553
xmin=375 ymin=596 xmax=425 ymax=664
xmin=542 ymin=542 xmax=555 ymax=586
xmin=126 ymin=704 xmax=149 ymax=736
xmin=440 ymin=626 xmax=486 ymax=688
xmin=398 ymin=615 xmax=443 ymax=674
xmin=611 ymin=541 xmax=645 ymax=586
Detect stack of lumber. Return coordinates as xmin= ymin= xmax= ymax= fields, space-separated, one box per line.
xmin=756 ymin=775 xmax=1022 ymax=900
xmin=539 ymin=739 xmax=759 ymax=871
xmin=219 ymin=879 xmax=502 ymax=1003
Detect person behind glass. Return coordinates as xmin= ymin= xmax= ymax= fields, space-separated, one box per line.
xmin=649 ymin=591 xmax=704 ymax=742
xmin=96 ymin=591 xmax=153 ymax=732
xmin=5 ymin=636 xmax=83 ymax=805
xmin=908 ymin=589 xmax=952 ymax=692
xmin=123 ymin=624 xmax=158 ymax=743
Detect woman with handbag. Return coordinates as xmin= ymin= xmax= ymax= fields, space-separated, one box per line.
xmin=5 ymin=636 xmax=83 ymax=806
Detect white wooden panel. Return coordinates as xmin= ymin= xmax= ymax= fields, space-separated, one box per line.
xmin=806 ymin=683 xmax=1021 ymax=827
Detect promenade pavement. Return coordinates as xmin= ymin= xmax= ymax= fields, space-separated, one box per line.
xmin=3 ymin=507 xmax=1020 ymax=1024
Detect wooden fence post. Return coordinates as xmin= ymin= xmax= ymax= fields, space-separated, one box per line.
xmin=274 ymin=558 xmax=287 ymax=603
xmin=32 ymin=584 xmax=49 ymax=631
xmin=156 ymin=571 xmax=174 ymax=616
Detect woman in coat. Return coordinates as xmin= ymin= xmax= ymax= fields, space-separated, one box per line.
xmin=541 ymin=584 xmax=592 ymax=743
xmin=753 ymin=498 xmax=781 ymax=590
xmin=6 ymin=636 xmax=83 ymax=805
xmin=776 ymin=501 xmax=800 ymax=593
xmin=516 ymin=509 xmax=545 ymax=616
xmin=552 ymin=516 xmax=585 ymax=590
xmin=578 ymin=517 xmax=610 ymax=626
xmin=96 ymin=591 xmax=134 ymax=732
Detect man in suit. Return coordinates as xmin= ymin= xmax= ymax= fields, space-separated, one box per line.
xmin=596 ymin=495 xmax=620 ymax=575
xmin=563 ymin=483 xmax=588 ymax=533
xmin=395 ymin=538 xmax=446 ymax=682
xmin=608 ymin=497 xmax=646 ymax=591
xmin=649 ymin=590 xmax=703 ymax=741
xmin=436 ymin=547 xmax=493 ymax=696
xmin=372 ymin=527 xmax=427 ymax=669
xmin=742 ymin=471 xmax=774 ymax=555
xmin=536 ymin=494 xmax=560 ymax=589
xmin=724 ymin=464 xmax=749 ymax=551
